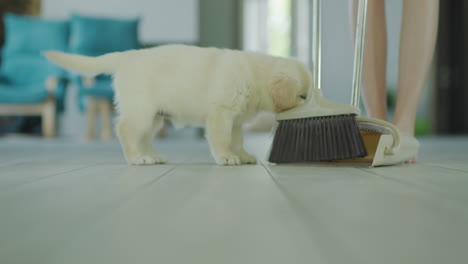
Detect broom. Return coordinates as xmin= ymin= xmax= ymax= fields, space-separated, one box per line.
xmin=268 ymin=0 xmax=368 ymax=163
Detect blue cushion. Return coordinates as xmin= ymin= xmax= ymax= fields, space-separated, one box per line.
xmin=70 ymin=14 xmax=139 ymax=56
xmin=2 ymin=13 xmax=69 ymax=56
xmin=0 ymin=79 xmax=67 ymax=109
xmin=1 ymin=55 xmax=65 ymax=85
xmin=0 ymin=83 xmax=49 ymax=104
xmin=0 ymin=14 xmax=69 ymax=111
xmin=1 ymin=14 xmax=69 ymax=85
xmin=0 ymin=75 xmax=10 ymax=84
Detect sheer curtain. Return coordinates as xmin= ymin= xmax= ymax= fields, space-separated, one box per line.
xmin=242 ymin=0 xmax=313 ymax=68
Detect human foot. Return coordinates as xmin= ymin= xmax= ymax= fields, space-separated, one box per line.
xmin=393 ymin=122 xmax=418 ymax=164
xmin=404 ymin=156 xmax=418 ymax=164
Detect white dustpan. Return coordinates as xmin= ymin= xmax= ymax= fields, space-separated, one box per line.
xmin=348 ymin=117 xmax=420 ymax=167
xmin=338 ymin=0 xmax=420 ymax=167
xmin=324 ymin=116 xmax=420 ymax=167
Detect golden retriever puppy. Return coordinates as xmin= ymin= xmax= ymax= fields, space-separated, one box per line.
xmin=45 ymin=45 xmax=310 ymax=165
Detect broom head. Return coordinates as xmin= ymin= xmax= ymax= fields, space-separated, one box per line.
xmin=268 ymin=89 xmax=367 ymax=163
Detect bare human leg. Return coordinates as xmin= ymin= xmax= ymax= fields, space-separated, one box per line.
xmin=393 ymin=0 xmax=439 ymax=163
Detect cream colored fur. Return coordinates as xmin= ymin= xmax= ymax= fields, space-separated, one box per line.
xmin=44 ymin=45 xmax=311 ymax=165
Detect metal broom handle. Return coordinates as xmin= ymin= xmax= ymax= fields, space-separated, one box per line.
xmin=312 ymin=0 xmax=321 ymax=90
xmin=351 ymin=0 xmax=369 ymax=108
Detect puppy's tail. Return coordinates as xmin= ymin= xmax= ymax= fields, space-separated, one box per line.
xmin=43 ymin=51 xmax=129 ymax=76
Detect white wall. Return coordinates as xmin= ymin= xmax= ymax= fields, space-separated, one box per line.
xmin=41 ymin=0 xmax=199 ymax=43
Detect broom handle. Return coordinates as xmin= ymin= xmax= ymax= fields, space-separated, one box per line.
xmin=351 ymin=0 xmax=368 ymax=108
xmin=312 ymin=0 xmax=321 ymax=91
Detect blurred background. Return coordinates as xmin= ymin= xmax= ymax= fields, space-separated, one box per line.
xmin=0 ymin=0 xmax=466 ymax=141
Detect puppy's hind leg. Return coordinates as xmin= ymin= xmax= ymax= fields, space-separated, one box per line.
xmin=140 ymin=116 xmax=168 ymax=162
xmin=116 ymin=115 xmax=167 ymax=165
xmin=206 ymin=110 xmax=241 ymax=166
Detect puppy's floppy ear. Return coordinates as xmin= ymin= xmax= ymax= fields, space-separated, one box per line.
xmin=270 ymin=74 xmax=299 ymax=112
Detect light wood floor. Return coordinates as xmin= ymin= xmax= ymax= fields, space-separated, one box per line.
xmin=1 ymin=131 xmax=467 ymax=264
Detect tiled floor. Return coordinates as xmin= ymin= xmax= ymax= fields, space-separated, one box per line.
xmin=1 ymin=132 xmax=468 ymax=264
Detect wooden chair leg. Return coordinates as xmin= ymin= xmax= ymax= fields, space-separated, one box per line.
xmin=42 ymin=98 xmax=56 ymax=138
xmin=99 ymin=99 xmax=113 ymax=141
xmin=87 ymin=97 xmax=98 ymax=140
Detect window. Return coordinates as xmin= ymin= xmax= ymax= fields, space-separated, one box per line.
xmin=242 ymin=0 xmax=294 ymax=58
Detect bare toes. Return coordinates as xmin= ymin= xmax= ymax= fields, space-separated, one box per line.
xmin=404 ymin=156 xmax=418 ymax=164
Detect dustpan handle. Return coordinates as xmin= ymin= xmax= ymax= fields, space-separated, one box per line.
xmin=312 ymin=0 xmax=321 ymax=91
xmin=351 ymin=1 xmax=400 ymax=154
xmin=351 ymin=0 xmax=368 ymax=108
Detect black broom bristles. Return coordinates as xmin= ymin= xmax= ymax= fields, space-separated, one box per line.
xmin=268 ymin=114 xmax=367 ymax=163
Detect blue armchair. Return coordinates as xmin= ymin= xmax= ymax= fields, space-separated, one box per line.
xmin=0 ymin=13 xmax=69 ymax=137
xmin=69 ymin=13 xmax=139 ymax=140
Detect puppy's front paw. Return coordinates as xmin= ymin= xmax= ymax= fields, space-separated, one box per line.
xmin=131 ymin=154 xmax=167 ymax=165
xmin=215 ymin=153 xmax=241 ymax=166
xmin=239 ymin=152 xmax=257 ymax=164
xmin=151 ymin=154 xmax=168 ymax=164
